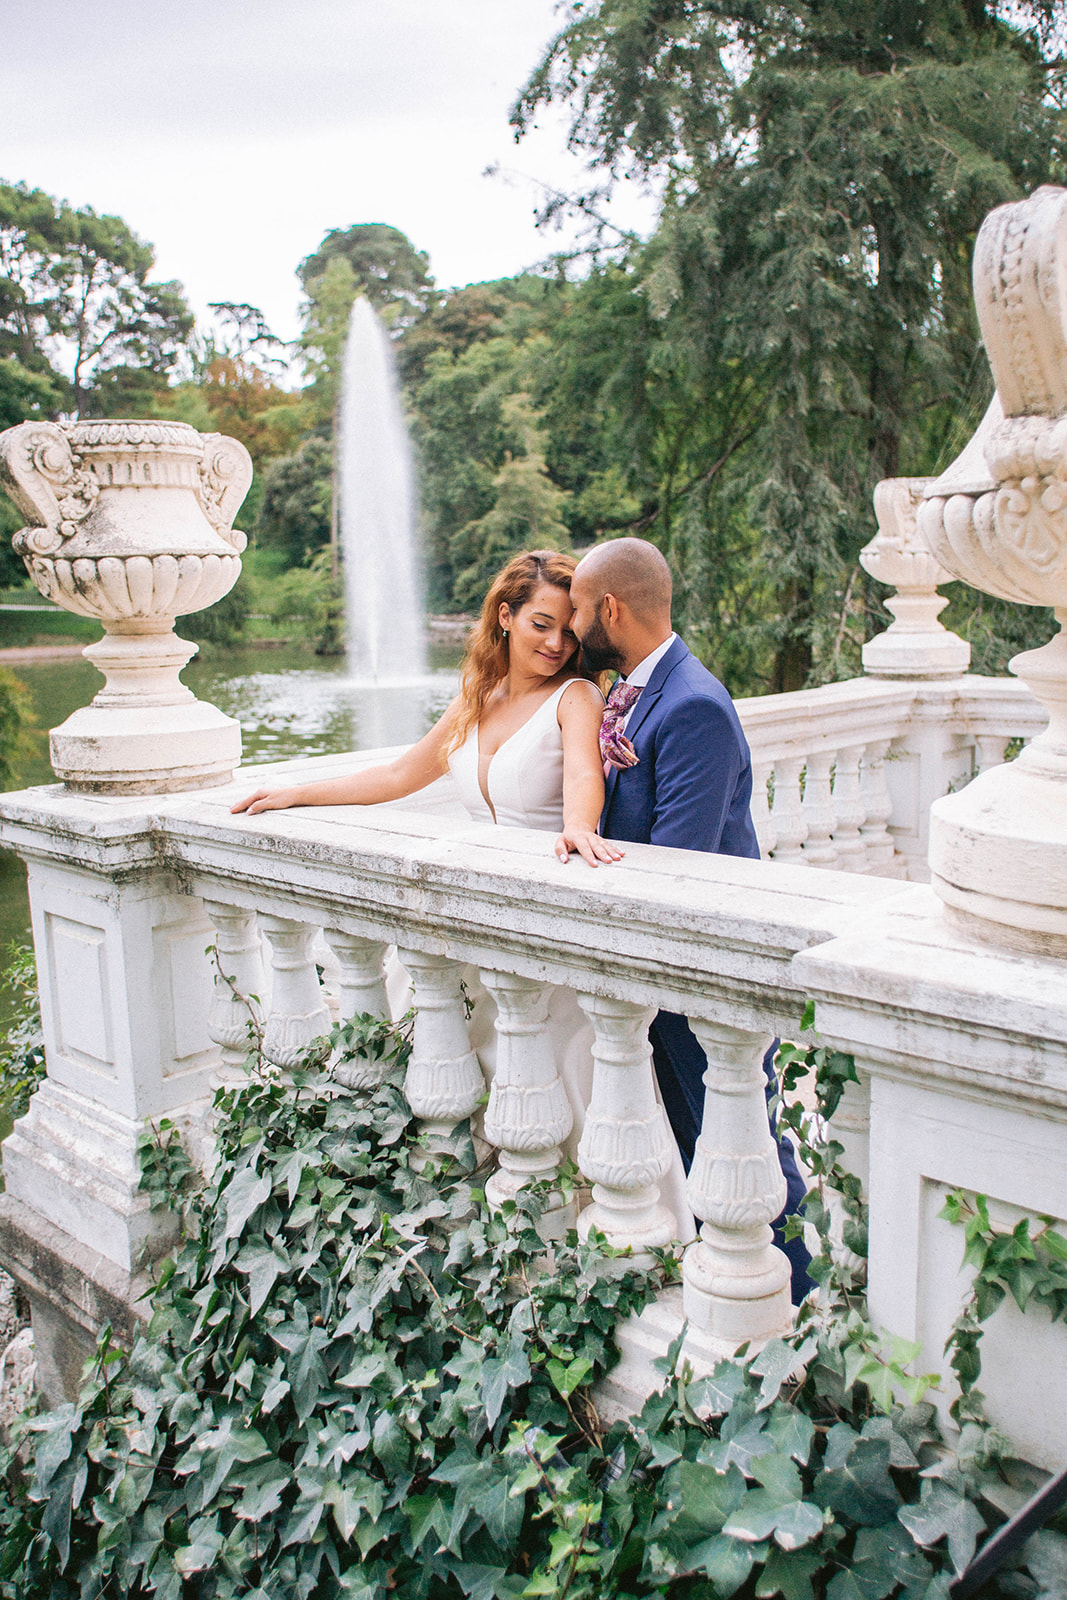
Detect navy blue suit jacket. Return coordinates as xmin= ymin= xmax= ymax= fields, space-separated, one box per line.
xmin=600 ymin=635 xmax=759 ymax=859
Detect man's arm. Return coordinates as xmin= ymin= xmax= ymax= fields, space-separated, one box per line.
xmin=648 ymin=694 xmax=745 ymax=853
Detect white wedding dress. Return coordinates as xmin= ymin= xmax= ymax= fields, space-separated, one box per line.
xmin=444 ymin=680 xmax=695 ymax=1244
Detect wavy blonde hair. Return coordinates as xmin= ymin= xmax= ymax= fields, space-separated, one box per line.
xmin=447 ymin=549 xmax=599 ymax=755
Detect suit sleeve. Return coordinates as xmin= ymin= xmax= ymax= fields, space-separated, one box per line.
xmin=648 ymin=693 xmax=744 ymax=853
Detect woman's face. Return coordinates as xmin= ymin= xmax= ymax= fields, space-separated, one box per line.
xmin=499 ymin=581 xmax=578 ymax=679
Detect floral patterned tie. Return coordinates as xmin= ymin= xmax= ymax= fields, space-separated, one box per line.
xmin=600 ymin=680 xmax=643 ymax=774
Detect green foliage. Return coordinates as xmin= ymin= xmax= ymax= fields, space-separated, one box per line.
xmin=255 ymin=434 xmax=333 ymax=567
xmin=513 ymin=0 xmax=1065 ymax=689
xmin=0 ymin=668 xmax=34 ymax=791
xmin=0 ymin=179 xmax=193 ymax=419
xmin=9 ymin=994 xmax=1054 ymax=1599
xmin=0 ymin=942 xmax=45 ymax=1128
xmin=939 ymin=1190 xmax=1067 ymax=1431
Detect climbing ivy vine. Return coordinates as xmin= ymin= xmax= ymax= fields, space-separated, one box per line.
xmin=0 ymin=1004 xmax=1065 ymax=1597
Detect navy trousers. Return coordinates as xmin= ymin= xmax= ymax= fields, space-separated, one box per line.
xmin=649 ymin=1011 xmax=813 ymax=1304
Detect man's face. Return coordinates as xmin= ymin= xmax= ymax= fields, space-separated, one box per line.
xmin=569 ymin=572 xmax=626 ymax=674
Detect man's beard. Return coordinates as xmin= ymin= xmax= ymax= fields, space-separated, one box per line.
xmin=577 ymin=606 xmax=625 ymax=674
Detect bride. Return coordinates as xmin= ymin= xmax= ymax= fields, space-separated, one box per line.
xmin=233 ymin=548 xmax=694 ymax=1239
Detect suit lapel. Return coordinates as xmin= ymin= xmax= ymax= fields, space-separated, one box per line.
xmin=623 ymin=635 xmax=689 ymax=745
xmin=601 ymin=636 xmax=690 ymax=822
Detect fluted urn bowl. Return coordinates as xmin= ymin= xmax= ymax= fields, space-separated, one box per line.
xmin=0 ymin=418 xmax=253 ymax=793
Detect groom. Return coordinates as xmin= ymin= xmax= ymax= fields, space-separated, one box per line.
xmin=564 ymin=537 xmax=811 ymax=1302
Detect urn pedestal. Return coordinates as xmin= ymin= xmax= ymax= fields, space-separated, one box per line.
xmin=0 ymin=419 xmax=252 ymax=793
xmin=918 ymin=186 xmax=1067 ymax=954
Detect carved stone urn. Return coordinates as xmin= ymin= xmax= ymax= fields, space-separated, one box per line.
xmin=0 ymin=419 xmax=252 ymax=792
xmin=859 ymin=477 xmax=970 ymax=678
xmin=917 ymin=186 xmax=1067 ymax=953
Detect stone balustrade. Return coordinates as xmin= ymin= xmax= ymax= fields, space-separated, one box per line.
xmin=1 ymin=756 xmax=1064 ymax=1463
xmin=740 ymin=673 xmax=1043 ymax=879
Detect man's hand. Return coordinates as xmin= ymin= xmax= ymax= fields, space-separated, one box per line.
xmin=554 ymin=828 xmax=625 ymax=868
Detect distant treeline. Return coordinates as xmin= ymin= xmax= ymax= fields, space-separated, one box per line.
xmin=1 ymin=0 xmax=1063 ymax=691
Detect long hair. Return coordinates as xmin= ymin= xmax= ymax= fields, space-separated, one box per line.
xmin=447 ymin=549 xmax=597 ymax=755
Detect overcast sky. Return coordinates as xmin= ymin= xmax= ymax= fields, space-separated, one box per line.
xmin=0 ymin=0 xmax=655 ymax=352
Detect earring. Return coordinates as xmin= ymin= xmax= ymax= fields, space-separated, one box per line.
xmin=502 ymin=629 xmax=509 ymax=639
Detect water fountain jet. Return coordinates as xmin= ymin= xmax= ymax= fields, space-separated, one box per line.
xmin=338 ymin=298 xmax=428 ymax=687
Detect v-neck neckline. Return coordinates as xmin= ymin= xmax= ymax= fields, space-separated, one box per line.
xmin=475 ymin=682 xmax=568 ymax=820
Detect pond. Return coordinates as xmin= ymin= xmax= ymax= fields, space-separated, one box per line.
xmin=0 ymin=640 xmax=462 ymax=1024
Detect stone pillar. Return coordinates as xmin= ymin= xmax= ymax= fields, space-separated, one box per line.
xmin=769 ymin=756 xmax=807 ymax=864
xmin=575 ymin=993 xmax=676 ymax=1255
xmin=0 ymin=853 xmax=219 ymax=1400
xmin=398 ymin=949 xmax=485 ymax=1150
xmin=258 ymin=915 xmax=331 ymax=1070
xmin=202 ymin=900 xmax=267 ymax=1072
xmin=800 ymin=750 xmax=837 ymax=868
xmin=321 ymin=931 xmax=392 ymax=1089
xmin=831 ymin=743 xmax=868 ymax=872
xmin=859 ymin=739 xmax=898 ymax=876
xmin=681 ymin=1020 xmax=793 ymax=1344
xmin=750 ymin=762 xmax=776 ymax=858
xmin=480 ymin=970 xmax=575 ymax=1239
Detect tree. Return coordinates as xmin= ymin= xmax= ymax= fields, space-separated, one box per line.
xmin=0 ymin=181 xmax=194 ymax=420
xmin=256 ymin=435 xmax=333 ymax=567
xmin=515 ymin=0 xmax=1066 ymax=689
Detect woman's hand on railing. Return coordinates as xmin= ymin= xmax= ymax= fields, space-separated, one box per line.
xmin=231 ymin=787 xmax=302 ymax=814
xmin=554 ymin=826 xmax=625 ymax=868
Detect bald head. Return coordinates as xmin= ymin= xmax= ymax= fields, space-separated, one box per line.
xmin=574 ymin=538 xmax=672 ymax=622
xmin=569 ymin=538 xmax=674 ymax=677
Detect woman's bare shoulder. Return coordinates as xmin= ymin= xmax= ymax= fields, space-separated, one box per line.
xmin=559 ymin=676 xmax=605 ymax=707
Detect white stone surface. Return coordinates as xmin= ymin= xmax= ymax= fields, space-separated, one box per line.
xmin=860 ymin=477 xmax=971 ymax=679
xmin=919 ymin=187 xmax=1067 ymax=950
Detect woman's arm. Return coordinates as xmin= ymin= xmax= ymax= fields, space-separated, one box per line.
xmin=554 ymin=681 xmax=624 ymax=867
xmin=231 ymin=701 xmax=458 ymax=815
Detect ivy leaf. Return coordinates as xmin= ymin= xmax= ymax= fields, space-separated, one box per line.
xmin=405 ymin=1491 xmax=451 ymax=1552
xmin=545 ymin=1355 xmax=592 ymax=1400
xmin=655 ymin=1461 xmax=746 ymax=1540
xmin=235 ymin=1240 xmax=290 ymax=1317
xmin=827 ymin=1524 xmax=934 ymax=1599
xmin=1018 ymin=1528 xmax=1067 ymax=1598
xmin=723 ymin=1489 xmax=825 ymax=1549
xmin=223 ymin=1167 xmax=273 ymax=1239
xmin=687 ymin=1359 xmax=749 ymax=1417
xmin=898 ymin=1480 xmax=987 ymax=1575
xmin=749 ymin=1337 xmax=818 ymax=1410
xmin=683 ymin=1532 xmax=758 ymax=1592
xmin=452 ymin=1561 xmax=511 ymax=1600
xmin=270 ymin=1306 xmax=331 ymax=1422
xmin=814 ymin=1435 xmax=901 ymax=1526
xmin=757 ymin=1545 xmax=824 ymax=1600
xmin=40 ymin=1453 xmax=87 ymax=1569
xmin=173 ymin=1516 xmax=224 ymax=1574
xmin=765 ymin=1407 xmax=816 ymax=1467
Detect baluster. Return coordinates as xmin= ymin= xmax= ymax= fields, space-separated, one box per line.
xmin=974 ymin=734 xmax=1011 ymax=774
xmin=202 ymin=899 xmax=267 ymax=1070
xmin=258 ymin=914 xmax=332 ymax=1070
xmin=768 ymin=756 xmax=807 ymax=864
xmin=801 ymin=749 xmax=837 ymax=867
xmin=859 ymin=739 xmax=896 ymax=875
xmin=750 ymin=761 xmax=776 ymax=858
xmin=575 ymin=995 xmax=676 ymax=1254
xmin=682 ymin=1020 xmax=793 ymax=1344
xmin=480 ymin=970 xmax=575 ymax=1239
xmin=830 ymin=743 xmax=867 ymax=872
xmin=398 ymin=948 xmax=484 ymax=1152
xmin=322 ymin=931 xmax=391 ymax=1089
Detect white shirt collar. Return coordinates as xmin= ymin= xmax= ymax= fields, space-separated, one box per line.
xmin=624 ymin=633 xmax=676 ymax=688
